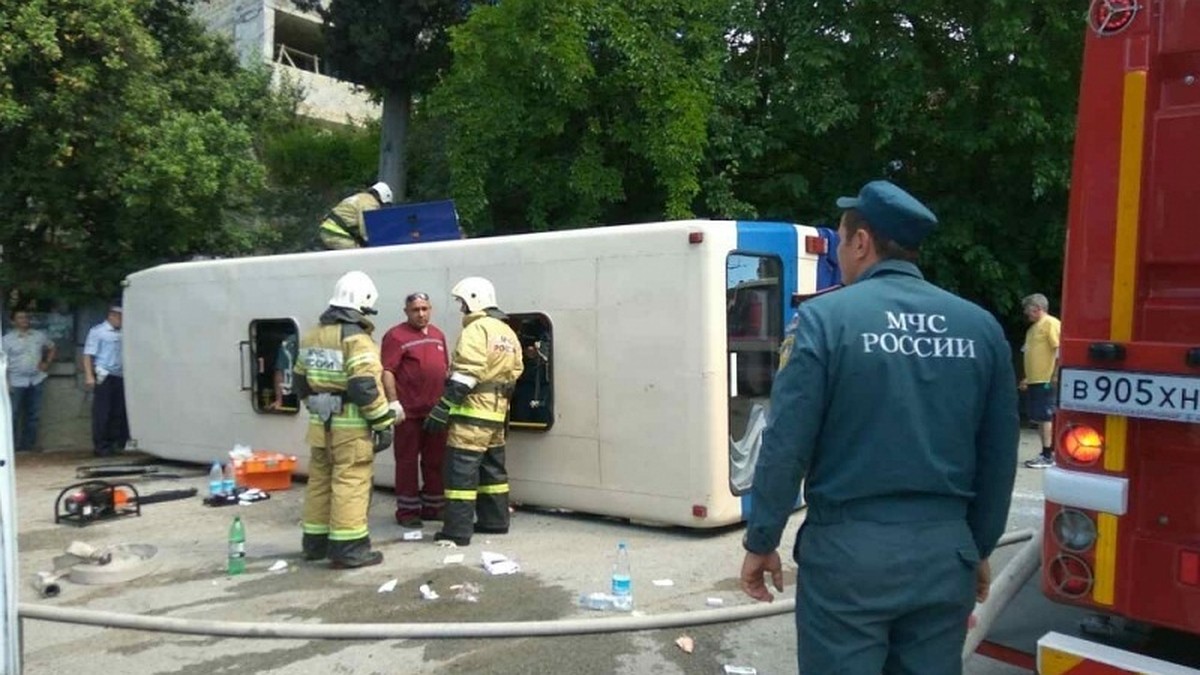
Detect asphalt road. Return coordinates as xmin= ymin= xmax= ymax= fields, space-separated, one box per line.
xmin=12 ymin=430 xmax=1047 ymax=674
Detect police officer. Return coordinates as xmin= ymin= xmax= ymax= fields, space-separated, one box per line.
xmin=425 ymin=277 xmax=524 ymax=547
xmin=293 ymin=271 xmax=397 ymax=568
xmin=739 ymin=181 xmax=1019 ymax=674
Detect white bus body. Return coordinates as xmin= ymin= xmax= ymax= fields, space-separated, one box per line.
xmin=123 ymin=219 xmax=837 ymax=527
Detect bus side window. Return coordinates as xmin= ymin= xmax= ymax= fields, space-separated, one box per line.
xmin=506 ymin=313 xmax=553 ymax=431
xmin=249 ymin=318 xmax=300 ymax=415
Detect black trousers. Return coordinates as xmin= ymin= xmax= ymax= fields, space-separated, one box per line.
xmin=92 ymin=376 xmax=129 ymax=456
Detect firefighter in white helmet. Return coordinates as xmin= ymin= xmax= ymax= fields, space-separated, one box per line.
xmin=317 ymin=181 xmax=393 ymax=250
xmin=293 ymin=270 xmax=397 ymax=567
xmin=425 ymin=277 xmax=524 ymax=546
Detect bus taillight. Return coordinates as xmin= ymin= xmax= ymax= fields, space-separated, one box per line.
xmin=1060 ymin=424 xmax=1104 ymax=465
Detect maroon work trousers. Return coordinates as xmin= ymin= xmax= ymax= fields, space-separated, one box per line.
xmin=393 ymin=417 xmax=448 ymax=521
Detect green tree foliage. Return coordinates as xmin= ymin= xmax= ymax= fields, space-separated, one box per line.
xmin=712 ymin=0 xmax=1084 ymax=327
xmin=430 ymin=0 xmax=731 ymax=233
xmin=292 ymin=0 xmax=479 ymax=201
xmin=428 ymin=0 xmax=1083 ymax=323
xmin=0 ymin=0 xmax=291 ymax=303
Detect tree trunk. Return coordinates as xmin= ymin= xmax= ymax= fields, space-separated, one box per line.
xmin=378 ymin=88 xmax=411 ymax=203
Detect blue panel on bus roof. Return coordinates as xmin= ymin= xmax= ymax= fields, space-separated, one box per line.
xmin=364 ymin=200 xmax=462 ymax=246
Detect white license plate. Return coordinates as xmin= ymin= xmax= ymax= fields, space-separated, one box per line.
xmin=1059 ymin=368 xmax=1200 ymax=423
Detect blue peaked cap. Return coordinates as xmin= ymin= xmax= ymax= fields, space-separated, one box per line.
xmin=835 ymin=180 xmax=938 ymax=248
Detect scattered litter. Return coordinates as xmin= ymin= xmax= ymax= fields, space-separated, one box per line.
xmin=723 ymin=666 xmax=756 ymax=675
xmin=435 ymin=540 xmax=458 ymax=549
xmin=418 ymin=581 xmax=439 ymax=600
xmin=449 ymin=582 xmax=481 ymax=603
xmin=442 ymin=553 xmax=465 ymax=565
xmin=481 ymin=551 xmax=520 ymax=575
xmin=402 ymin=530 xmax=423 ymax=541
xmin=31 ymin=571 xmax=66 ymax=598
xmin=377 ymin=579 xmax=398 ymax=593
xmin=268 ymin=560 xmax=288 ymax=573
xmin=675 ymin=635 xmax=695 ymax=654
xmin=652 ymin=579 xmax=674 ymax=587
xmin=706 ymin=597 xmax=724 ymax=607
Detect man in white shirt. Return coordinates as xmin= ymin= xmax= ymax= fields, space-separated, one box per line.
xmin=3 ymin=310 xmax=57 ymax=452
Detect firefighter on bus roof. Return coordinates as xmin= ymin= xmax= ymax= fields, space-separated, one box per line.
xmin=738 ymin=180 xmax=1019 ymax=674
xmin=424 ymin=277 xmax=524 ymax=547
xmin=293 ymin=271 xmax=397 ymax=568
xmin=317 ymin=181 xmax=393 ymax=250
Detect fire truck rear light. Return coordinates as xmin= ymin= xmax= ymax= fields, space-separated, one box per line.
xmin=804 ymin=235 xmax=828 ymax=255
xmin=1182 ymin=551 xmax=1200 ymax=586
xmin=692 ymin=505 xmax=707 ymax=518
xmin=688 ymin=232 xmax=704 ymax=244
xmin=1048 ymin=553 xmax=1095 ymax=598
xmin=1052 ymin=509 xmax=1097 ymax=552
xmin=1060 ymin=424 xmax=1104 ymax=464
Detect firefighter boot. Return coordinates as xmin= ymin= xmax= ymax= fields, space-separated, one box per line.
xmin=302 ymin=533 xmax=329 ymax=561
xmin=328 ymin=537 xmax=383 ymax=569
xmin=435 ymin=498 xmax=474 ymax=547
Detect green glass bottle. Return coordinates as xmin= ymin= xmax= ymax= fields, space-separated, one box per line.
xmin=227 ymin=516 xmax=246 ymax=575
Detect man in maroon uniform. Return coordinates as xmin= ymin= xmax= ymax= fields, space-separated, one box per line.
xmin=381 ymin=292 xmax=450 ymax=528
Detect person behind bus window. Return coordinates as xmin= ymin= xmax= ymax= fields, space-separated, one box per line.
xmin=268 ymin=333 xmax=298 ymax=411
xmin=1020 ymin=292 xmax=1061 ymax=469
xmin=380 ymin=291 xmax=450 ymax=529
xmin=738 ymin=180 xmax=1019 ymax=675
xmin=3 ymin=310 xmax=57 ymax=452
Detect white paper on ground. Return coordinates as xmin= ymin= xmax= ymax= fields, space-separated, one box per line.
xmin=651 ymin=579 xmax=674 ymax=587
xmin=377 ymin=579 xmax=398 ymax=593
xmin=402 ymin=530 xmax=423 ymax=541
xmin=480 ymin=551 xmax=520 ymax=575
xmin=442 ymin=553 xmax=465 ymax=565
xmin=268 ymin=560 xmax=288 ymax=573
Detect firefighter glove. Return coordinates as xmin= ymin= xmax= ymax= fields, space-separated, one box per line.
xmin=372 ymin=428 xmax=393 ymax=454
xmin=424 ymin=398 xmax=452 ymax=433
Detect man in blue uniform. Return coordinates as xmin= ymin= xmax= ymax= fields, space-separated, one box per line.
xmin=739 ymin=180 xmax=1019 ymax=674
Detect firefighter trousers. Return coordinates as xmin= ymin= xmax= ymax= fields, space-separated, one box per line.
xmin=301 ymin=431 xmax=376 ymax=561
xmin=794 ymin=519 xmax=976 ymax=675
xmin=439 ymin=421 xmax=509 ymax=542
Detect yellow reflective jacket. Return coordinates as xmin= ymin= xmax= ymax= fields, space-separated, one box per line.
xmin=318 ymin=191 xmax=382 ymax=247
xmin=449 ymin=310 xmax=524 ymax=425
xmin=294 ymin=309 xmax=393 ymax=446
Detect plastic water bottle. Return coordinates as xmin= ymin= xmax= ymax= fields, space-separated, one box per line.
xmin=228 ymin=516 xmax=246 ymax=575
xmin=611 ymin=542 xmax=633 ymax=611
xmin=208 ymin=461 xmax=224 ymax=497
xmin=222 ymin=462 xmax=236 ymax=495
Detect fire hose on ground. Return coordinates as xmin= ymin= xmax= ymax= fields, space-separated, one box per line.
xmin=18 ymin=529 xmax=1038 ymax=641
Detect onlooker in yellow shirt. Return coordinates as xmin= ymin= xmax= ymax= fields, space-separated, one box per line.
xmin=1020 ymin=293 xmax=1061 ymax=468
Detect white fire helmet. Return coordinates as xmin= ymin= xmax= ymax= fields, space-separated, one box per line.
xmin=451 ymin=277 xmax=497 ymax=313
xmin=329 ymin=270 xmax=380 ymax=315
xmin=370 ymin=181 xmax=393 ymax=204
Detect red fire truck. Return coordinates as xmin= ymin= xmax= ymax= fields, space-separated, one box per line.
xmin=1020 ymin=1 xmax=1200 ymax=672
